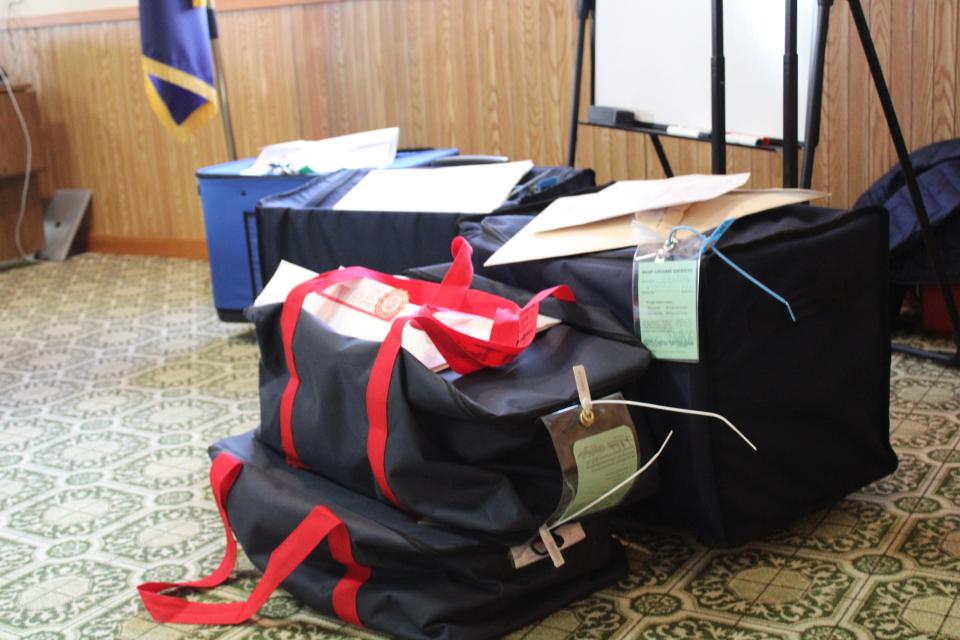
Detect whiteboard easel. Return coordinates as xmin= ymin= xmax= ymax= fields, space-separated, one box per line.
xmin=594 ymin=0 xmax=816 ymax=144
xmin=567 ymin=0 xmax=816 ymax=184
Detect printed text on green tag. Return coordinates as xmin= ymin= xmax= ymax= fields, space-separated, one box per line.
xmin=635 ymin=259 xmax=700 ymax=361
xmin=557 ymin=425 xmax=638 ymax=522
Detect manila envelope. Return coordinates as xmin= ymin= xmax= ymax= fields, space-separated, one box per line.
xmin=484 ymin=189 xmax=828 ymax=267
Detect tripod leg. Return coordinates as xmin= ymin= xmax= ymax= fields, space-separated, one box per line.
xmin=711 ymin=0 xmax=726 ymax=174
xmin=848 ymin=0 xmax=960 ymax=363
xmin=783 ymin=0 xmax=799 ymax=187
xmin=650 ymin=135 xmax=674 ymax=178
xmin=567 ymin=0 xmax=593 ymax=167
xmin=801 ymin=0 xmax=833 ymax=189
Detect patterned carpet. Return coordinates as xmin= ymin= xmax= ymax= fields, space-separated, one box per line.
xmin=0 ymin=253 xmax=958 ymax=640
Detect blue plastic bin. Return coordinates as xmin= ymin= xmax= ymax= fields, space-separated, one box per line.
xmin=196 ymin=149 xmax=459 ymax=321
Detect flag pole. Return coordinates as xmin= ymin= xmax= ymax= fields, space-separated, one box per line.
xmin=206 ymin=0 xmax=237 ymax=161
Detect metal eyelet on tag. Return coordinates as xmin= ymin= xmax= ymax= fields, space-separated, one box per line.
xmin=579 ymin=407 xmax=595 ymax=427
xmin=654 ymin=235 xmax=677 ymax=264
xmin=542 ymin=390 xmax=643 ymax=529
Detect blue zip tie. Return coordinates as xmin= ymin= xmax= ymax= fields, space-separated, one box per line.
xmin=667 ymin=223 xmax=797 ymax=322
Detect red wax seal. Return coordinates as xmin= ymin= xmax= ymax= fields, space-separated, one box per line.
xmin=375 ymin=289 xmax=409 ymax=319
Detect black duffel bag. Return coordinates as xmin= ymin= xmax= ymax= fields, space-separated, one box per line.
xmin=138 ymin=431 xmax=627 ymax=640
xmin=249 ymin=238 xmax=657 ymax=534
xmin=458 ymin=205 xmax=897 ymax=545
xmin=255 ymin=166 xmax=596 ymax=284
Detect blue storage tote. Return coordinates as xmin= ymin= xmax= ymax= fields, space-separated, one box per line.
xmin=196 ymin=149 xmax=459 ymax=321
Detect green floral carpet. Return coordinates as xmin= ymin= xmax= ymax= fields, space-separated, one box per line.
xmin=0 ymin=253 xmax=958 ymax=639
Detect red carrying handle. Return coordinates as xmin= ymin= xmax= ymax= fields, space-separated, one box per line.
xmin=279 ymin=237 xmax=575 ymax=508
xmin=138 ymin=454 xmax=370 ymax=627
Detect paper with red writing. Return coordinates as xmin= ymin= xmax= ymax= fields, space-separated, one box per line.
xmin=255 ymin=261 xmax=560 ymax=371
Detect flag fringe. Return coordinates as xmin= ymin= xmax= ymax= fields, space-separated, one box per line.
xmin=141 ymin=56 xmax=219 ymax=140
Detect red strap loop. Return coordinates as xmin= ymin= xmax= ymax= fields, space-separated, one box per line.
xmin=138 ymin=453 xmax=370 ymax=627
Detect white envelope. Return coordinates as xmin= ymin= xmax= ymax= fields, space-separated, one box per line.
xmin=333 ymin=161 xmax=535 ymax=214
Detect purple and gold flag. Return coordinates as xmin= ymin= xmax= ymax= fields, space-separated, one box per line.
xmin=139 ymin=0 xmax=218 ymax=139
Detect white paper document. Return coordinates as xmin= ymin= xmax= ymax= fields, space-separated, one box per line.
xmin=255 ymin=261 xmax=560 ymax=371
xmin=528 ymin=173 xmax=750 ymax=232
xmin=333 ymin=160 xmax=535 ymax=214
xmin=242 ymin=128 xmax=399 ymax=176
xmin=485 ymin=188 xmax=828 ymax=267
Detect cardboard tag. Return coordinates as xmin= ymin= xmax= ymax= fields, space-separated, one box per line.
xmin=634 ymin=258 xmax=700 ymax=361
xmin=543 ymin=393 xmax=641 ymax=526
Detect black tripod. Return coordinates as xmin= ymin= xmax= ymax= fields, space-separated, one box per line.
xmin=567 ymin=0 xmax=960 ymax=367
xmin=798 ymin=0 xmax=960 ymax=366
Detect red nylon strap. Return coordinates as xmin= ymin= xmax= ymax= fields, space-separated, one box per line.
xmin=278 ymin=238 xmax=513 ymax=469
xmin=279 ymin=280 xmax=314 ymax=468
xmin=278 ymin=240 xmax=485 ymax=467
xmin=279 ymin=237 xmax=576 ymax=509
xmin=426 ymin=237 xmax=473 ymax=310
xmin=365 ymin=318 xmax=409 ymax=508
xmin=138 ymin=453 xmax=370 ymax=627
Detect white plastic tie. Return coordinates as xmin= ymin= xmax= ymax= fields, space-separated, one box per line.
xmin=591 ymin=399 xmax=757 ymax=451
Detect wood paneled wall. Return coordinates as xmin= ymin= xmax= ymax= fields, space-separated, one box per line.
xmin=1 ymin=0 xmax=959 ymax=255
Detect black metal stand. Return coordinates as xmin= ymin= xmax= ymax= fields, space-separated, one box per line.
xmin=783 ymin=0 xmax=799 ymax=187
xmin=800 ymin=0 xmax=833 ymax=188
xmin=800 ymin=0 xmax=960 ymax=366
xmin=567 ymin=0 xmax=594 ymax=167
xmin=710 ymin=0 xmax=726 ymax=175
xmin=566 ymin=0 xmax=674 ymax=177
xmin=651 ymin=135 xmax=674 ymax=178
xmin=566 ymin=0 xmax=960 ymax=367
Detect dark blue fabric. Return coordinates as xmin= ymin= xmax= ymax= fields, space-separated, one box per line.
xmin=211 ymin=431 xmax=628 ymax=640
xmin=855 ymin=139 xmax=960 ymax=284
xmin=254 ymin=167 xmax=595 ymax=285
xmin=456 ymin=205 xmax=896 ymax=545
xmin=140 ymin=0 xmax=214 ymax=84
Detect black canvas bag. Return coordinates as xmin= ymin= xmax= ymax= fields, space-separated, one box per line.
xmin=249 ymin=239 xmax=657 ymax=534
xmin=457 ymin=204 xmax=897 ymax=544
xmin=255 ymin=166 xmax=595 ymax=284
xmin=138 ymin=431 xmax=627 ymax=640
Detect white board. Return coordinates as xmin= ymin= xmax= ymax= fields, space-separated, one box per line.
xmin=594 ymin=0 xmax=816 ymax=143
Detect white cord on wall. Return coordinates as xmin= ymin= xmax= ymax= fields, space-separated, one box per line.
xmin=0 ymin=63 xmax=36 ymax=263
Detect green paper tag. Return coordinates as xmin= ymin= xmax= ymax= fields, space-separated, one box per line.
xmin=556 ymin=424 xmax=638 ymax=523
xmin=635 ymin=259 xmax=700 ymax=361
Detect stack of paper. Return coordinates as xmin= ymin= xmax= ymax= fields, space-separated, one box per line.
xmin=485 ymin=173 xmax=827 ymax=266
xmin=254 ymin=260 xmax=559 ymax=371
xmin=333 ymin=160 xmax=534 ymax=214
xmin=242 ymin=128 xmax=399 ymax=176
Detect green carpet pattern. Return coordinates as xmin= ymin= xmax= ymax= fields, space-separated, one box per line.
xmin=0 ymin=254 xmax=958 ymax=639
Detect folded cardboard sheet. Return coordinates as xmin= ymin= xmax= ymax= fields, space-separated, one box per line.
xmin=485 ymin=184 xmax=827 ymax=266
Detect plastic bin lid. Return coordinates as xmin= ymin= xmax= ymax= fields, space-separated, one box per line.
xmin=196 ymin=158 xmax=261 ymax=178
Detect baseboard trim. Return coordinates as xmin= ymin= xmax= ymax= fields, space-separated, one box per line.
xmin=87 ymin=234 xmax=208 ymax=260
